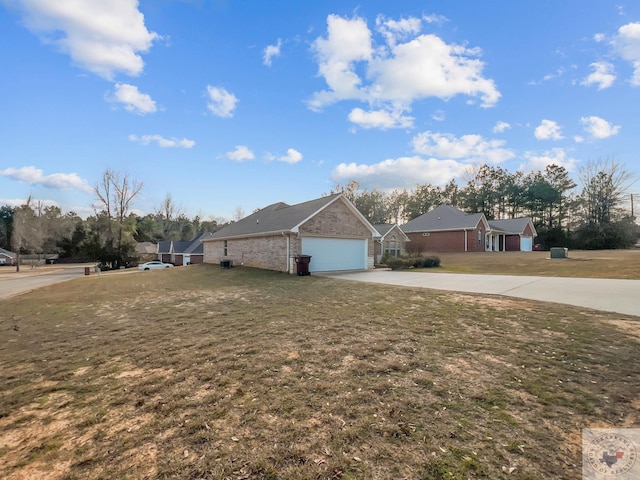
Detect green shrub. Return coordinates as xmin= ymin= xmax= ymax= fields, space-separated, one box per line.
xmin=385 ymin=255 xmax=441 ymax=270
xmin=421 ymin=255 xmax=441 ymax=268
xmin=385 ymin=257 xmax=405 ymax=270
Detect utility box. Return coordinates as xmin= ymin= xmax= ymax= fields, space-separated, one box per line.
xmin=220 ymin=259 xmax=233 ymax=268
xmin=294 ymin=255 xmax=312 ymax=276
xmin=550 ymin=247 xmax=568 ymax=259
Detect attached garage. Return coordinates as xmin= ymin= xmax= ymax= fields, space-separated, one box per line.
xmin=520 ymin=236 xmax=533 ymax=252
xmin=301 ymin=237 xmax=367 ymax=272
xmin=203 ymin=194 xmax=378 ymax=273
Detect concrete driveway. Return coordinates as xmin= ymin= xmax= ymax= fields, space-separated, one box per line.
xmin=322 ymin=270 xmax=640 ymax=317
xmin=0 ymin=265 xmax=95 ymax=299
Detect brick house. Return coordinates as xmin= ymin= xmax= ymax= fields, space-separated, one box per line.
xmin=0 ymin=247 xmax=16 ymax=266
xmin=402 ymin=204 xmax=536 ymax=253
xmin=202 ymin=194 xmax=379 ymax=273
xmin=157 ymin=232 xmax=211 ymax=266
xmin=373 ymin=224 xmax=410 ymax=264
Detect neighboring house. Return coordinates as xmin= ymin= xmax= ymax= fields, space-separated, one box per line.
xmin=202 ymin=193 xmax=379 ymax=273
xmin=401 ymin=204 xmax=536 ymax=253
xmin=487 ymin=218 xmax=537 ymax=252
xmin=0 ymin=247 xmax=16 ymax=266
xmin=158 ymin=232 xmax=212 ymax=266
xmin=136 ymin=242 xmax=157 ymax=263
xmin=373 ymin=224 xmax=410 ymax=264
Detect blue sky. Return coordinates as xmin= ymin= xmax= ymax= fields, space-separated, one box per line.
xmin=1 ymin=1 xmax=639 ymax=221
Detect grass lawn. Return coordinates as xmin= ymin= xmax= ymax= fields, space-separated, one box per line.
xmin=425 ymin=249 xmax=640 ymax=279
xmin=1 ymin=262 xmax=639 ymax=479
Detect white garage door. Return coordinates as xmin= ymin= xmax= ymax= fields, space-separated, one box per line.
xmin=520 ymin=236 xmax=533 ymax=252
xmin=301 ymin=237 xmax=367 ymax=272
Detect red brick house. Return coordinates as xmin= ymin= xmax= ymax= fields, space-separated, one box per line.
xmin=401 ymin=205 xmax=536 ymax=253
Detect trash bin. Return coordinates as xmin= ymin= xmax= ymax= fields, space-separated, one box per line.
xmin=84 ymin=267 xmax=90 ymax=276
xmin=294 ymin=255 xmax=312 ymax=276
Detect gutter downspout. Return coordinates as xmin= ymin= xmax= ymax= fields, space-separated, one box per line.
xmin=463 ymin=229 xmax=468 ymax=252
xmin=284 ymin=232 xmax=290 ymax=273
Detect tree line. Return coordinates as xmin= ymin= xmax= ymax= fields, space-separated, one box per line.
xmin=0 ymin=169 xmax=222 ymax=269
xmin=1 ymin=160 xmax=637 ymax=268
xmin=332 ymin=158 xmax=638 ymax=250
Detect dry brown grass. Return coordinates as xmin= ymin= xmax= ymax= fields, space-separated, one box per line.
xmin=425 ymin=249 xmax=640 ymax=279
xmin=1 ymin=264 xmax=639 ymax=479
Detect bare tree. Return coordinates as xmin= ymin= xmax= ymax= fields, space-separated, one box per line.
xmin=154 ymin=193 xmax=184 ymax=238
xmin=94 ymin=169 xmax=143 ymax=267
xmin=578 ymin=158 xmax=635 ymax=225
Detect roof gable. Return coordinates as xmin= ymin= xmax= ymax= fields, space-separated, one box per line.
xmin=402 ymin=205 xmax=485 ymax=232
xmin=374 ymin=223 xmax=410 ymax=241
xmin=488 ymin=218 xmax=536 ymax=236
xmin=206 ymin=194 xmax=378 ymax=240
xmin=0 ymin=247 xmax=16 ymax=258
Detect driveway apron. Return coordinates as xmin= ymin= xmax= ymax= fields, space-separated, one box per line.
xmin=322 ymin=270 xmax=640 ymax=317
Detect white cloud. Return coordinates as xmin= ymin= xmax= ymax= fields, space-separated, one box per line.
xmin=308 ymin=14 xmax=373 ymax=110
xmin=129 ymin=134 xmax=195 ymax=148
xmin=109 ymin=83 xmax=157 ymax=114
xmin=411 ymin=131 xmax=514 ymax=164
xmin=332 ymin=156 xmax=468 ymax=190
xmin=225 ymin=145 xmax=254 ymax=161
xmin=206 ymin=85 xmax=238 ymax=118
xmin=613 ymin=22 xmax=640 ymax=85
xmin=580 ymin=116 xmax=620 ymax=139
xmin=0 ymin=166 xmax=93 ymax=193
xmin=0 ymin=197 xmax=60 ymax=209
xmin=308 ymin=14 xmax=500 ymax=124
xmin=581 ymin=62 xmax=616 ymax=90
xmin=422 ymin=13 xmax=448 ymax=25
xmin=528 ymin=68 xmax=566 ymax=86
xmin=348 ymin=107 xmax=413 ymax=129
xmin=375 ymin=15 xmax=422 ymax=47
xmin=263 ymin=38 xmax=282 ymax=66
xmin=9 ymin=0 xmax=159 ymax=79
xmin=278 ymin=148 xmax=303 ymax=164
xmin=534 ymin=119 xmax=564 ymax=140
xmin=594 ymin=33 xmax=606 ymax=43
xmin=431 ymin=110 xmax=445 ymax=122
xmin=493 ymin=121 xmax=511 ymax=133
xmin=520 ymin=148 xmax=578 ymax=173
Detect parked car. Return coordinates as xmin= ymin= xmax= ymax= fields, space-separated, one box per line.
xmin=138 ymin=261 xmax=174 ymax=270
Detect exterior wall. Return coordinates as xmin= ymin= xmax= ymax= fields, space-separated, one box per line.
xmin=204 ymin=235 xmax=289 ymax=272
xmin=0 ymin=254 xmax=15 ymax=266
xmin=298 ymin=199 xmax=375 ymax=261
xmin=406 ymin=227 xmax=486 ymax=253
xmin=203 ymin=198 xmax=376 ymax=273
xmin=375 ymin=230 xmax=407 ymax=263
xmin=189 ymin=255 xmax=204 ymax=265
xmin=505 ymin=224 xmax=535 ymax=251
xmin=505 ymin=235 xmax=519 ymax=251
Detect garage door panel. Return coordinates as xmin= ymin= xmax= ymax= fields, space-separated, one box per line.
xmin=521 ymin=236 xmax=533 ymax=252
xmin=301 ymin=238 xmax=366 ymax=272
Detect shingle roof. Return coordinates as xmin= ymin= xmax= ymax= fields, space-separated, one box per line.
xmin=488 ymin=218 xmax=534 ymax=235
xmin=206 ymin=194 xmax=347 ymax=240
xmin=374 ymin=224 xmax=395 ymax=236
xmin=402 ymin=205 xmax=485 ymax=233
xmin=0 ymin=247 xmax=16 ymax=258
xmin=136 ymin=242 xmax=157 ymax=254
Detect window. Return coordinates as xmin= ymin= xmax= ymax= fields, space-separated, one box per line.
xmin=223 ymin=240 xmax=228 ymax=256
xmin=385 ymin=239 xmax=401 ymax=257
xmin=477 ymin=230 xmax=482 ymax=246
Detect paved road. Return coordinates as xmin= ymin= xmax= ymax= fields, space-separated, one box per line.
xmin=322 ymin=270 xmax=640 ymax=317
xmin=0 ymin=265 xmax=91 ymax=299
